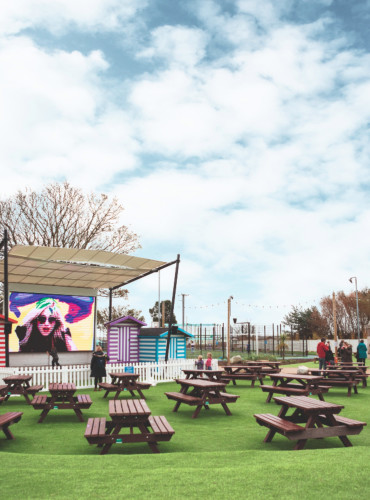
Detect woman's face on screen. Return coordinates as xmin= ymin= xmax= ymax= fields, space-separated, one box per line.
xmin=37 ymin=308 xmax=57 ymax=336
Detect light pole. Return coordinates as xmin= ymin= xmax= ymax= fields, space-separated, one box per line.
xmin=227 ymin=296 xmax=233 ymax=363
xmin=349 ymin=277 xmax=360 ymax=340
xmin=179 ymin=293 xmax=189 ymax=329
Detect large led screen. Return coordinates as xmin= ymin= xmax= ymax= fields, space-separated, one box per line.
xmin=9 ymin=292 xmax=95 ymax=353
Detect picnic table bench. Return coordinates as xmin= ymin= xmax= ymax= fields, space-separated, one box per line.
xmin=254 ymin=395 xmax=366 ymax=450
xmin=165 ymin=378 xmax=239 ymax=418
xmin=84 ymin=399 xmax=174 ymax=455
xmin=1 ymin=375 xmax=43 ymax=404
xmin=0 ymin=412 xmax=23 ymax=440
xmin=309 ymin=369 xmax=360 ymax=396
xmin=99 ymin=372 xmax=151 ymax=399
xmin=222 ymin=365 xmax=265 ymax=387
xmin=182 ymin=369 xmax=227 ymax=383
xmin=260 ymin=373 xmax=329 ymax=403
xmin=31 ymin=383 xmax=92 ymax=422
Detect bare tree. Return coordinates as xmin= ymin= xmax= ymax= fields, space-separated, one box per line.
xmin=0 ymin=182 xmax=141 ymax=305
xmin=97 ymin=306 xmax=145 ymax=331
xmin=0 ymin=182 xmax=140 ymax=253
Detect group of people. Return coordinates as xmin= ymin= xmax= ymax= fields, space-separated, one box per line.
xmin=317 ymin=337 xmax=368 ymax=370
xmin=195 ymin=352 xmax=213 ymax=370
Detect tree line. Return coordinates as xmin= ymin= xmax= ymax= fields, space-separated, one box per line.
xmin=283 ymin=290 xmax=370 ymax=339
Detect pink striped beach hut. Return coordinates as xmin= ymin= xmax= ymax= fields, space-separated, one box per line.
xmin=0 ymin=314 xmax=17 ymax=367
xmin=106 ymin=316 xmax=147 ymax=363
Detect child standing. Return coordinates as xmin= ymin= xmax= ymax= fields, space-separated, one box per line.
xmin=205 ymin=352 xmax=213 ymax=370
xmin=195 ymin=355 xmax=204 ymax=370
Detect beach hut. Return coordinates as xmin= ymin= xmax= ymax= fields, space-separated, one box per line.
xmin=139 ymin=327 xmax=193 ymax=362
xmin=106 ymin=316 xmax=147 ymax=363
xmin=0 ymin=314 xmax=17 ymax=367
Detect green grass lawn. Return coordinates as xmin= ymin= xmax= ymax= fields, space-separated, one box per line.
xmin=1 ymin=368 xmax=369 ymax=499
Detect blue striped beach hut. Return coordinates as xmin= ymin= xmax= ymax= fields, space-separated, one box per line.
xmin=106 ymin=316 xmax=147 ymax=363
xmin=139 ymin=327 xmax=194 ymax=362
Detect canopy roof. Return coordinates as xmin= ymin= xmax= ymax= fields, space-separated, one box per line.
xmin=0 ymin=245 xmax=167 ymax=290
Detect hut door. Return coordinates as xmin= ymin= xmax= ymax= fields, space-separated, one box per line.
xmin=169 ymin=337 xmax=177 ymax=358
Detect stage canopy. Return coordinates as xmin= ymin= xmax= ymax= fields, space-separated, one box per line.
xmin=0 ymin=245 xmax=167 ymax=289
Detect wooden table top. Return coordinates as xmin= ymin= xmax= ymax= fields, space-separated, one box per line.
xmin=109 ymin=372 xmax=140 ymax=379
xmin=3 ymin=375 xmax=32 ymax=382
xmin=310 ymin=369 xmax=359 ymax=376
xmin=109 ymin=399 xmax=151 ymax=417
xmin=270 ymin=373 xmax=323 ymax=381
xmin=274 ymin=395 xmax=344 ymax=413
xmin=176 ymin=378 xmax=227 ymax=389
xmin=182 ymin=369 xmax=224 ymax=375
xmin=49 ymin=383 xmax=76 ymax=392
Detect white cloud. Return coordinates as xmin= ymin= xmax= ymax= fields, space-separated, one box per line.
xmin=0 ymin=37 xmax=138 ymax=194
xmin=0 ymin=0 xmax=147 ymax=35
xmin=137 ymin=25 xmax=208 ymax=67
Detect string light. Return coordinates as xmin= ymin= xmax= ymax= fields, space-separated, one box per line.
xmin=187 ymin=298 xmax=319 ymax=310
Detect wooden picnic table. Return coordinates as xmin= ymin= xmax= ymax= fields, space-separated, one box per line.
xmin=254 ymin=395 xmax=367 ymax=450
xmin=84 ymin=399 xmax=174 ymax=455
xmin=182 ymin=369 xmax=226 ymax=382
xmin=309 ymin=369 xmax=360 ymax=396
xmin=243 ymin=361 xmax=281 ymax=373
xmin=1 ymin=375 xmax=43 ymax=404
xmin=99 ymin=372 xmax=151 ymax=399
xmin=31 ymin=383 xmax=92 ymax=422
xmin=326 ymin=364 xmax=368 ymax=387
xmin=260 ymin=372 xmax=329 ymax=403
xmin=165 ymin=378 xmax=239 ymax=418
xmin=222 ymin=365 xmax=265 ymax=387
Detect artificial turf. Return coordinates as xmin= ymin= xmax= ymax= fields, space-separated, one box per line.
xmin=0 ymin=365 xmax=369 ymax=499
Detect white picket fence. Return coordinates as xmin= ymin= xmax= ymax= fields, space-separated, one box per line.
xmin=0 ymin=358 xmax=218 ymax=390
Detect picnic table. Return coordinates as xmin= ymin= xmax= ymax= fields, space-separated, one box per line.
xmin=222 ymin=365 xmax=265 ymax=387
xmin=182 ymin=369 xmax=226 ymax=382
xmin=260 ymin=372 xmax=329 ymax=403
xmin=165 ymin=378 xmax=239 ymax=418
xmin=31 ymin=383 xmax=92 ymax=422
xmin=243 ymin=361 xmax=281 ymax=374
xmin=326 ymin=364 xmax=368 ymax=387
xmin=309 ymin=369 xmax=360 ymax=396
xmin=254 ymin=395 xmax=366 ymax=450
xmin=0 ymin=412 xmax=23 ymax=440
xmin=84 ymin=399 xmax=174 ymax=455
xmin=0 ymin=375 xmax=43 ymax=404
xmin=99 ymin=372 xmax=151 ymax=399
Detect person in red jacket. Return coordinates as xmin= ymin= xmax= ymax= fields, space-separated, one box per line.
xmin=317 ymin=337 xmax=329 ymax=372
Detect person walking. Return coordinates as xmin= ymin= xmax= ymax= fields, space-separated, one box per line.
xmin=47 ymin=347 xmax=61 ymax=367
xmin=356 ymin=339 xmax=368 ymax=366
xmin=90 ymin=345 xmax=109 ymax=391
xmin=317 ymin=338 xmax=328 ymax=373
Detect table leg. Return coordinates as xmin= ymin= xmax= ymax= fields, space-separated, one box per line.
xmin=38 ymin=395 xmax=56 ymax=423
xmin=192 ymin=405 xmax=203 ymax=419
xmin=293 ymin=415 xmax=316 ymax=450
xmin=2 ymin=426 xmax=15 ymax=440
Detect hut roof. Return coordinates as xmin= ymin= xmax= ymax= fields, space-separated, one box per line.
xmin=140 ymin=327 xmax=193 ymax=338
xmin=105 ymin=316 xmax=147 ymax=327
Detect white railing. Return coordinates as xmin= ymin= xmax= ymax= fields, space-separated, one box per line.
xmin=0 ymin=358 xmax=218 ymax=390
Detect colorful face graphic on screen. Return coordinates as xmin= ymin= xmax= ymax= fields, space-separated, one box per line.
xmin=9 ymin=293 xmax=95 ymax=353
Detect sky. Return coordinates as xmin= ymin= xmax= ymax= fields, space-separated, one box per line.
xmin=1 ymin=0 xmax=370 ymax=328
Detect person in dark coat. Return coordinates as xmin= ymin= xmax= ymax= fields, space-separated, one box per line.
xmin=340 ymin=342 xmax=353 ymax=363
xmin=47 ymin=347 xmax=61 ymax=367
xmin=90 ymin=345 xmax=108 ymax=391
xmin=325 ymin=342 xmax=335 ymax=366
